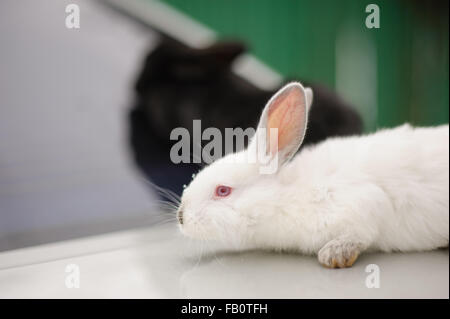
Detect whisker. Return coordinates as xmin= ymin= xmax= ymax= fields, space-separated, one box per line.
xmin=155 ymin=189 xmax=181 ymax=205
xmin=140 ymin=176 xmax=181 ymax=200
xmin=146 ymin=201 xmax=178 ymax=214
xmin=154 ymin=201 xmax=179 ymax=210
xmin=150 ymin=216 xmax=178 ymax=227
xmin=138 ymin=177 xmax=181 ymax=206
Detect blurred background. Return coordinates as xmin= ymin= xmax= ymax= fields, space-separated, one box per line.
xmin=0 ymin=0 xmax=448 ymax=252
xmin=155 ymin=0 xmax=449 ymax=130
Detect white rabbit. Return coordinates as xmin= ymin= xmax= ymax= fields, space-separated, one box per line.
xmin=177 ymin=82 xmax=449 ymax=268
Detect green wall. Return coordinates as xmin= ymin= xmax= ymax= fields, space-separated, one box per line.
xmin=156 ymin=0 xmax=449 ymax=131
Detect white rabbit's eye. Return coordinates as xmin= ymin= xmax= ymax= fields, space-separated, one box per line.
xmin=215 ymin=185 xmax=232 ymax=197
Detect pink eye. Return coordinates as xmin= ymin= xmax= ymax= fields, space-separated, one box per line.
xmin=215 ymin=185 xmax=232 ymax=197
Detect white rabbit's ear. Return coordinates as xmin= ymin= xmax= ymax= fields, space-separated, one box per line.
xmin=252 ymin=82 xmax=309 ymax=168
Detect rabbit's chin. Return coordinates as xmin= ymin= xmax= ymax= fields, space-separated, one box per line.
xmin=179 ymin=224 xmax=249 ymax=249
xmin=178 ymin=223 xmax=221 ymax=242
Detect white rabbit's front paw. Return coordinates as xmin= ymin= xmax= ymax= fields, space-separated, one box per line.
xmin=318 ymin=238 xmax=362 ymax=268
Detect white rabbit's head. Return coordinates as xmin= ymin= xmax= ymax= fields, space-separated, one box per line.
xmin=177 ymin=82 xmax=313 ymax=248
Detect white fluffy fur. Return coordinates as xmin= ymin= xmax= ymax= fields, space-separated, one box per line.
xmin=179 ymin=82 xmax=449 ymax=266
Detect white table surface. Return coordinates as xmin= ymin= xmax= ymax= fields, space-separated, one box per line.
xmin=0 ymin=223 xmax=448 ymax=299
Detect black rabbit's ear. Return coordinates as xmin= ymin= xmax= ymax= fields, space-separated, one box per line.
xmin=203 ymin=41 xmax=247 ymax=65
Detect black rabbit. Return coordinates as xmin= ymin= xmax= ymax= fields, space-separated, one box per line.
xmin=129 ymin=38 xmax=363 ymax=195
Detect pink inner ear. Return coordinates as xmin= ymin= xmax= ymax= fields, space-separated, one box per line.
xmin=267 ymin=87 xmax=305 ymax=155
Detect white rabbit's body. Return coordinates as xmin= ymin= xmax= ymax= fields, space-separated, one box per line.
xmin=179 ymin=82 xmax=449 ymax=268
xmin=253 ymin=123 xmax=449 ymax=254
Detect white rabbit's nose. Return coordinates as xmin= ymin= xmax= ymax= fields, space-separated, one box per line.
xmin=177 ymin=209 xmax=183 ymax=225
